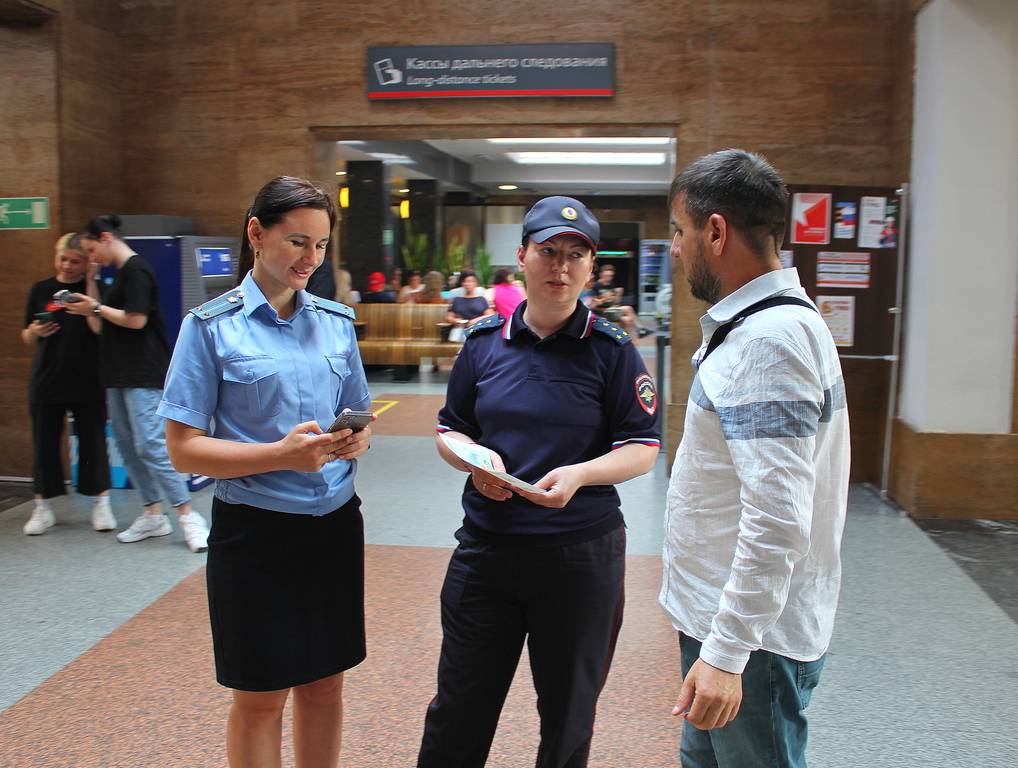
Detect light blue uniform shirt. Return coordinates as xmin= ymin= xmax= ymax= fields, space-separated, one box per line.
xmin=157 ymin=272 xmax=371 ymax=516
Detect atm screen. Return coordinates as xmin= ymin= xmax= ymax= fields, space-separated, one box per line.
xmin=197 ymin=247 xmax=234 ymax=277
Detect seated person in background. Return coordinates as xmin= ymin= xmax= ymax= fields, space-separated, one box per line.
xmin=335 ymin=268 xmax=360 ymax=305
xmin=446 ymin=268 xmax=482 ymax=301
xmin=419 ymin=271 xmax=448 ymax=304
xmin=361 ymin=272 xmax=397 ymax=303
xmin=488 ymin=267 xmax=526 ymax=318
xmin=592 ymin=264 xmax=624 ymax=308
xmin=443 ymin=272 xmax=459 ymax=299
xmin=446 ymin=272 xmax=494 ymax=341
xmin=398 ymin=270 xmax=424 ymax=303
xmin=579 ymin=272 xmax=597 ymax=307
xmin=587 ymin=264 xmax=652 ymax=338
xmin=387 ymin=267 xmax=403 ymax=295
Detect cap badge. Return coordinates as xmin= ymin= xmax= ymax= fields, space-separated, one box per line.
xmin=562 ymin=207 xmax=578 ymax=220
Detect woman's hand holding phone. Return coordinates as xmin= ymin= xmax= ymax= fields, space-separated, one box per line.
xmin=327 ymin=410 xmax=373 ymax=434
xmin=30 ymin=319 xmax=59 ymax=339
xmin=328 ymin=409 xmax=375 ymax=461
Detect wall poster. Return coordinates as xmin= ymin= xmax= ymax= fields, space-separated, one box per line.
xmin=817 ymin=296 xmax=855 ymax=347
xmin=791 ymin=193 xmax=832 ymax=244
xmin=858 ymin=196 xmax=898 ymax=249
xmin=816 ymin=251 xmax=871 ymax=288
xmin=834 ymin=202 xmax=857 ymax=239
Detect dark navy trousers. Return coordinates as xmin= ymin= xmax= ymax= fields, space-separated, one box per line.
xmin=31 ymin=400 xmax=110 ymax=499
xmin=417 ymin=525 xmax=626 ymax=768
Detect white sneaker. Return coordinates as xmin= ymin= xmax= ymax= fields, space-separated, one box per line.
xmin=117 ymin=513 xmax=172 ymax=543
xmin=91 ymin=502 xmax=117 ymax=532
xmin=23 ymin=507 xmax=55 ymax=535
xmin=178 ymin=511 xmax=210 ymax=553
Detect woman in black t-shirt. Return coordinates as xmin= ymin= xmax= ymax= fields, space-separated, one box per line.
xmin=66 ymin=215 xmax=209 ymax=553
xmin=21 ymin=234 xmax=112 ymax=536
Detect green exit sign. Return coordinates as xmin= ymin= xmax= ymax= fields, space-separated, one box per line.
xmin=0 ymin=197 xmax=49 ymax=230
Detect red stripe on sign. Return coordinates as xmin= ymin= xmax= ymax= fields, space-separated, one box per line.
xmin=369 ymin=89 xmax=613 ymax=99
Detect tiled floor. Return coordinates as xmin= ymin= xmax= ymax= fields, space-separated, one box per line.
xmin=913 ymin=517 xmax=1018 ymax=624
xmin=2 ymin=348 xmax=1017 ymax=766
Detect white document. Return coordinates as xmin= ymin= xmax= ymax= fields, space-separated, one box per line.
xmin=440 ymin=434 xmax=547 ymax=494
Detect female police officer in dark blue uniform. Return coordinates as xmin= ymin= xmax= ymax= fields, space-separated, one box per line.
xmin=418 ymin=197 xmax=661 ymax=768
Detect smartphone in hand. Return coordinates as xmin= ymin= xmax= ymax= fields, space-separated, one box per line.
xmin=327 ymin=410 xmax=373 ymax=433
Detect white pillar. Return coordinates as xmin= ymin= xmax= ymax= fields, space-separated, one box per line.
xmin=901 ymin=0 xmax=1018 ymax=433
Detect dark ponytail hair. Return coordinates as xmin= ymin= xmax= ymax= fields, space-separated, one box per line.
xmin=236 ymin=176 xmax=338 ymax=286
xmin=81 ymin=214 xmax=124 ymax=242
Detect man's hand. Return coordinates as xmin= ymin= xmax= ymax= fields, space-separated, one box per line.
xmin=672 ymin=658 xmax=742 ymax=730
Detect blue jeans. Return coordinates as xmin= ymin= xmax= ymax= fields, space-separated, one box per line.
xmin=107 ymin=387 xmax=190 ymax=509
xmin=679 ymin=633 xmax=825 ymax=768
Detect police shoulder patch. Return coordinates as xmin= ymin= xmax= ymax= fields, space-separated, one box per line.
xmin=465 ymin=314 xmax=506 ymax=337
xmin=591 ymin=316 xmax=632 ymax=346
xmin=307 ymin=295 xmax=356 ymax=320
xmin=635 ymin=371 xmax=657 ymax=415
xmin=190 ymin=290 xmax=245 ymax=321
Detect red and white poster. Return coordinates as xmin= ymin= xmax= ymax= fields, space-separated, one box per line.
xmin=791 ymin=193 xmax=832 ymax=244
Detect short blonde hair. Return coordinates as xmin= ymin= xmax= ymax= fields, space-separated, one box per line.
xmin=55 ymin=232 xmax=83 ymax=255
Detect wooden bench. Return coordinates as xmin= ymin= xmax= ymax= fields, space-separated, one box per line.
xmin=354 ymin=303 xmax=460 ymax=377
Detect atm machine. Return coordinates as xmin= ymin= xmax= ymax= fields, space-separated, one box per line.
xmin=123 ymin=235 xmax=240 ymax=348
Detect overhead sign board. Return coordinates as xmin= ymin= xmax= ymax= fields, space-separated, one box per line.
xmin=0 ymin=197 xmax=49 ymax=230
xmin=368 ymin=43 xmax=614 ymax=100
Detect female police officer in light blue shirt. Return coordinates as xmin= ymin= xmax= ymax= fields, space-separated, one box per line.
xmin=157 ymin=176 xmax=372 ymax=767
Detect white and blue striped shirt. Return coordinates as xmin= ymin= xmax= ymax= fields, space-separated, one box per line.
xmin=660 ymin=268 xmax=850 ymax=673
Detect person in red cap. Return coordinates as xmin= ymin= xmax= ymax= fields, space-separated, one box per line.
xmin=360 ymin=271 xmax=397 ymax=303
xmin=419 ymin=196 xmax=661 ymax=768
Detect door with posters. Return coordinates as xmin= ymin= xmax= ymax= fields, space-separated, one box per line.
xmin=783 ymin=184 xmax=903 ymax=484
xmin=785 ymin=184 xmax=900 ymax=357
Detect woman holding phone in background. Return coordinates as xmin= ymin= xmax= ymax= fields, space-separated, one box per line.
xmin=21 ymin=233 xmax=112 ymax=535
xmin=66 ymin=215 xmax=209 ymax=552
xmin=157 ymin=176 xmax=373 ymax=767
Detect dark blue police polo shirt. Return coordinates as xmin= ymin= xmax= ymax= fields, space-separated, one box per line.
xmin=437 ymin=300 xmax=660 ymax=547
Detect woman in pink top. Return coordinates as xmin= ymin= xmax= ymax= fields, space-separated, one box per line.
xmin=490 ymin=267 xmax=526 ymax=318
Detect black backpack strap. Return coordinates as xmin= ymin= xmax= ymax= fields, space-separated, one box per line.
xmin=701 ymin=296 xmax=816 ymax=364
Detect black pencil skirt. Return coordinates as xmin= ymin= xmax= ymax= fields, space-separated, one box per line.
xmin=206 ymin=495 xmax=366 ymax=692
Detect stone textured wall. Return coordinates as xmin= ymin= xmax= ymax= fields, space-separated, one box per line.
xmin=0 ymin=19 xmax=60 ymax=477
xmin=0 ymin=0 xmax=917 ymax=478
xmin=112 ymin=0 xmax=912 ymax=233
xmin=0 ymin=1 xmax=123 ymax=478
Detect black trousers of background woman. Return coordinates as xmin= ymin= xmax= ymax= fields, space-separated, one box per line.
xmin=31 ymin=400 xmax=111 ymax=499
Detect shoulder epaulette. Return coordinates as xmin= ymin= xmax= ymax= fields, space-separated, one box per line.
xmin=465 ymin=314 xmax=506 ymax=337
xmin=306 ymin=295 xmax=356 ymax=320
xmin=591 ymin=316 xmax=632 ymax=346
xmin=190 ymin=289 xmax=245 ymax=321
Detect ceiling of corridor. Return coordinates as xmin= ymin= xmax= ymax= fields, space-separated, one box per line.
xmin=330 ymin=136 xmax=676 ymax=198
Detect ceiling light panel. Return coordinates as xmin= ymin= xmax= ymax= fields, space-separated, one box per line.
xmin=506 ymin=151 xmax=667 ymax=166
xmin=489 ymin=137 xmax=671 ymax=145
